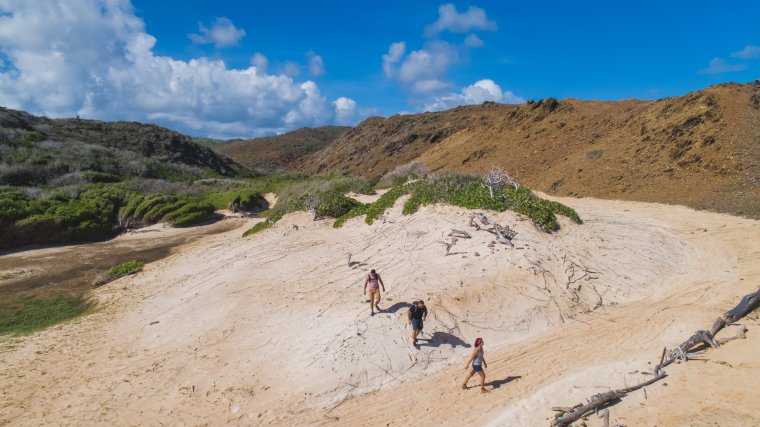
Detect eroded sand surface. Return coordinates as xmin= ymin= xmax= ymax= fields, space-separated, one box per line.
xmin=1 ymin=196 xmax=759 ymax=426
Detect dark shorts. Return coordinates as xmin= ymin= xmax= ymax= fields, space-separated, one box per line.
xmin=411 ymin=318 xmax=423 ymax=331
xmin=472 ymin=364 xmax=483 ymax=372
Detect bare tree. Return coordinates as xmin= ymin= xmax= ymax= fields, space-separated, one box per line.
xmin=483 ymin=165 xmax=520 ymax=198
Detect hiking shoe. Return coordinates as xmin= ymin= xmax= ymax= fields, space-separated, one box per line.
xmin=371 ymin=311 xmax=375 ymax=317
xmin=461 ymin=384 xmax=467 ymax=390
xmin=480 ymin=388 xmax=490 ymax=393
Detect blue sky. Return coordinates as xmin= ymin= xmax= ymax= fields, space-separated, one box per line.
xmin=0 ymin=0 xmax=758 ymax=138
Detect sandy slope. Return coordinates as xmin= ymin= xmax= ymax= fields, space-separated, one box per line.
xmin=1 ymin=195 xmax=759 ymax=426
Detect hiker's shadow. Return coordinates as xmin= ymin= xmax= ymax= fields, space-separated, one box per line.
xmin=418 ymin=331 xmax=470 ymax=348
xmin=382 ymin=302 xmax=408 ymax=314
xmin=486 ymin=375 xmax=521 ymax=389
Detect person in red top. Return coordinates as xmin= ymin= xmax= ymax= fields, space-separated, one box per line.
xmin=363 ymin=269 xmax=386 ymax=316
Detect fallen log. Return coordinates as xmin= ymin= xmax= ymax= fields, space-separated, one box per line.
xmin=717 ymin=325 xmax=747 ymax=345
xmin=551 ymin=372 xmax=666 ymax=426
xmin=551 ymin=287 xmax=760 ymax=426
xmin=448 ymin=229 xmax=472 ymax=239
xmin=551 ymin=391 xmax=621 ymax=426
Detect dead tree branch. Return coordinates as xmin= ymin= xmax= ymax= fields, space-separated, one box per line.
xmin=552 ymin=287 xmax=760 ymax=427
xmin=448 ymin=229 xmax=472 ymax=239
xmin=468 ymin=213 xmax=517 ymax=247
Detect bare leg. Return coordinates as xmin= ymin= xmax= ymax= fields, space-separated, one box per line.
xmin=462 ymin=369 xmax=475 ymax=389
xmin=369 ymin=290 xmax=376 ymax=314
xmin=374 ymin=291 xmax=381 ymax=311
xmin=478 ymin=371 xmax=488 ymax=392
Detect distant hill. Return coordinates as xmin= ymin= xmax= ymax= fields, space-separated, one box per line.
xmin=214 ymin=126 xmax=350 ymax=173
xmin=0 ymin=107 xmax=248 ymax=186
xmin=289 ymin=81 xmax=760 ymax=218
xmin=191 ymin=137 xmax=229 ymax=148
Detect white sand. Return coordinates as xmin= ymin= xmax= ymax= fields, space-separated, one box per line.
xmin=1 ymin=195 xmax=759 ymax=426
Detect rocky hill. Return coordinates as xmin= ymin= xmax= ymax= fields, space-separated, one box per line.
xmin=289 ymin=81 xmax=760 ymax=218
xmin=214 ymin=126 xmax=349 ymax=173
xmin=0 ymin=108 xmax=247 ymax=186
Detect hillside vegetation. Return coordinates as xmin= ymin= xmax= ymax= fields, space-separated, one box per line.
xmin=0 ymin=107 xmax=248 ymax=186
xmin=0 ymin=108 xmax=263 ymax=249
xmin=286 ymin=81 xmax=760 ymax=218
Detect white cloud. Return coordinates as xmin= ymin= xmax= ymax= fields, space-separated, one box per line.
xmin=382 ymin=42 xmax=406 ymax=78
xmin=385 ymin=41 xmax=460 ymax=94
xmin=464 ymin=34 xmax=484 ymax=48
xmin=188 ymin=17 xmax=246 ymax=48
xmin=333 ymin=97 xmax=357 ymax=125
xmin=411 ymin=79 xmax=451 ymax=94
xmin=698 ymin=57 xmax=748 ymax=74
xmin=731 ymin=45 xmax=760 ymax=59
xmin=423 ymin=79 xmax=524 ymax=111
xmin=282 ymin=61 xmax=302 ymax=77
xmin=382 ymin=5 xmax=496 ymax=100
xmin=0 ymin=0 xmax=357 ymax=138
xmin=425 ymin=4 xmax=496 ymax=37
xmin=251 ymin=52 xmax=268 ymax=73
xmin=307 ymin=51 xmax=325 ymax=77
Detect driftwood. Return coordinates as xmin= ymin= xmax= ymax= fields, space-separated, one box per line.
xmin=551 ymin=373 xmax=665 ymax=426
xmin=448 ymin=229 xmax=472 ymax=239
xmin=442 ymin=237 xmax=458 ymax=255
xmin=468 ymin=213 xmax=517 ymax=247
xmin=656 ymin=287 xmax=760 ymax=374
xmin=552 ymin=288 xmax=760 ymax=427
xmin=717 ymin=325 xmax=747 ymax=345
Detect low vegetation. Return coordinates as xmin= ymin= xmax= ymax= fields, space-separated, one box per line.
xmin=242 ymin=175 xmax=375 ymax=236
xmin=248 ymin=172 xmax=581 ymax=235
xmin=0 ymin=179 xmax=271 ymax=249
xmin=0 ymin=295 xmax=89 ymax=335
xmin=94 ymin=260 xmax=145 ymax=286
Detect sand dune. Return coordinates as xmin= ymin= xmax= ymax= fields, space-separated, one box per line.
xmin=1 ymin=195 xmax=759 ymax=426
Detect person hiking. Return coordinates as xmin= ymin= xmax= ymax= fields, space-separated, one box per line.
xmin=363 ymin=269 xmax=385 ymax=316
xmin=461 ymin=337 xmax=489 ymax=393
xmin=407 ymin=300 xmax=427 ymax=346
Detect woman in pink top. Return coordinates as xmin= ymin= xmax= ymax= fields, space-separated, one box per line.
xmin=363 ymin=269 xmax=385 ymax=316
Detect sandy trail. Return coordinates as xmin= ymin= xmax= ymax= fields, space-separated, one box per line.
xmin=1 ymin=196 xmax=759 ymax=426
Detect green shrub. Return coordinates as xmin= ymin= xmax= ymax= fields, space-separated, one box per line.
xmin=365 ymin=184 xmax=410 ymax=225
xmin=242 ymin=218 xmax=276 ymax=237
xmin=170 ymin=211 xmax=212 ymax=227
xmin=0 ymin=295 xmax=89 ymax=335
xmin=95 ymin=260 xmax=145 ymax=286
xmin=162 ymin=201 xmax=215 ymax=225
xmin=333 ymin=204 xmax=367 ymax=228
xmin=315 ymin=191 xmax=363 ymax=218
xmin=400 ymin=173 xmax=580 ymax=232
xmin=106 ymin=260 xmax=145 ymax=277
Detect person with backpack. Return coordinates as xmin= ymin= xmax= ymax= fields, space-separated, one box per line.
xmin=461 ymin=337 xmax=489 ymax=393
xmin=407 ymin=300 xmax=428 ymax=346
xmin=363 ymin=269 xmax=386 ymax=316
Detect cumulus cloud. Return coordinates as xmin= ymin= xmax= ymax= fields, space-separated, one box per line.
xmin=383 ymin=5 xmax=498 ymax=99
xmin=307 ymin=51 xmax=325 ymax=77
xmin=397 ymin=41 xmax=459 ymax=87
xmin=731 ymin=45 xmax=760 ymax=59
xmin=425 ymin=4 xmax=497 ymax=37
xmin=698 ymin=57 xmax=748 ymax=74
xmin=0 ymin=0 xmax=357 ymax=137
xmin=188 ymin=17 xmax=246 ymax=48
xmin=251 ymin=52 xmax=268 ymax=72
xmin=333 ymin=97 xmax=357 ymax=125
xmin=384 ymin=40 xmax=461 ymax=94
xmin=423 ymin=79 xmax=524 ymax=111
xmin=464 ymin=34 xmax=484 ymax=48
xmin=382 ymin=42 xmax=406 ymax=78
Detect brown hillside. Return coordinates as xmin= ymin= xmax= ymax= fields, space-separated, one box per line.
xmin=214 ymin=126 xmax=349 ymax=173
xmin=290 ymin=81 xmax=760 ymax=218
